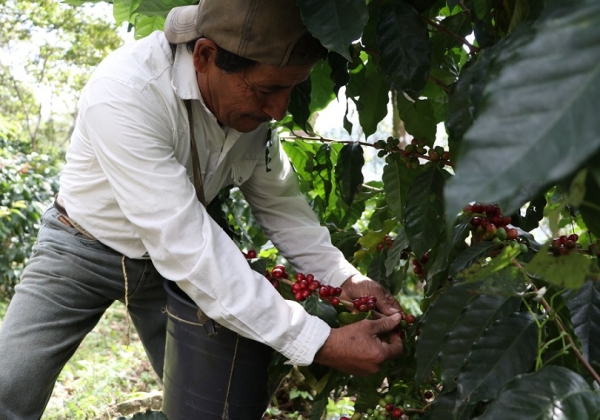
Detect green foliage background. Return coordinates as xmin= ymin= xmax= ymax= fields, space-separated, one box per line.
xmin=3 ymin=0 xmax=600 ymax=418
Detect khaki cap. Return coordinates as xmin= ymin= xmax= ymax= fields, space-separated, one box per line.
xmin=164 ymin=0 xmax=325 ymax=67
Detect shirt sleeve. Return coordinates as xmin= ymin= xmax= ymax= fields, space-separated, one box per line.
xmin=240 ymin=135 xmax=360 ymax=288
xmin=78 ymin=77 xmax=330 ymax=365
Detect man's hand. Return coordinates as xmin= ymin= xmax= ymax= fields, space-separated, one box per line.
xmin=313 ymin=313 xmax=404 ymax=376
xmin=339 ymin=274 xmax=403 ymax=317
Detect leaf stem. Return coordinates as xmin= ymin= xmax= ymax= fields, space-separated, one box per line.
xmin=428 ymin=75 xmax=452 ymax=93
xmin=539 ymin=296 xmax=600 ymax=385
xmin=405 ymin=407 xmax=427 ymax=414
xmin=513 ymin=260 xmax=600 ymax=384
xmin=422 ymin=16 xmax=480 ymax=54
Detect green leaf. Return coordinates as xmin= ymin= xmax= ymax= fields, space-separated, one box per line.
xmin=457 ymin=312 xmax=538 ymax=404
xmin=427 ymin=213 xmax=472 ymax=281
xmin=474 ymin=266 xmax=530 ymax=296
xmin=248 ymin=258 xmax=268 ymax=276
xmin=448 ymin=241 xmax=500 ymax=278
xmin=357 ymin=219 xmax=397 ymax=250
xmin=309 ymin=61 xmax=336 ymax=113
xmin=308 ymin=394 xmax=329 ymax=420
xmin=334 ymin=142 xmax=364 ymax=206
xmin=135 ymin=0 xmax=191 ymax=18
xmin=415 ymin=282 xmax=482 ymax=384
xmin=375 ymin=0 xmax=431 ymax=98
xmin=445 ymin=34 xmax=509 ymax=150
xmin=508 ymin=0 xmax=530 ymax=33
xmin=396 ymin=94 xmax=437 ymax=146
xmin=331 ymin=230 xmax=361 ymax=260
xmin=565 ymin=280 xmax=600 ymax=366
xmin=382 ymin=154 xmax=419 ymax=222
xmin=361 ymin=0 xmax=384 ymax=50
xmin=476 ymin=366 xmax=600 ymax=420
xmin=113 ymin=0 xmax=143 ymax=25
xmin=327 ymin=52 xmax=350 ymax=96
xmin=288 ymin=78 xmax=312 ymax=132
xmin=303 ymin=295 xmax=339 ymax=328
xmin=420 ymin=390 xmax=476 ymax=420
xmin=580 ymin=167 xmax=600 ymax=237
xmin=127 ymin=411 xmax=168 ymax=420
xmin=526 ymin=244 xmax=593 ymax=289
xmin=404 ymin=167 xmax=446 ymax=258
xmin=62 ymin=0 xmax=104 ymax=5
xmin=430 ymin=13 xmax=472 ymax=68
xmin=457 ymin=244 xmax=522 ymax=283
xmin=297 ymin=0 xmax=368 ymax=61
xmin=338 ymin=311 xmax=369 ymax=327
xmin=439 ymin=292 xmax=522 ymax=391
xmin=367 ymin=250 xmax=387 ymax=285
xmin=445 ymin=0 xmax=600 ymax=220
xmin=355 ymin=66 xmax=390 ymax=138
xmin=133 ymin=14 xmax=166 ymax=39
xmin=508 ymin=193 xmax=546 ymax=232
xmin=385 ymin=226 xmax=409 ymax=277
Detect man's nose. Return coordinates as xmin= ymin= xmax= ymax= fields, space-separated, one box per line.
xmin=263 ymin=90 xmax=291 ymax=121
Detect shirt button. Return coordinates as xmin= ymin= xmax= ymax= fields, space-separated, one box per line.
xmin=238 ymin=176 xmax=243 ymax=183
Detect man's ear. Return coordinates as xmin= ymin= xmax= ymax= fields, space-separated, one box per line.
xmin=192 ymin=38 xmax=218 ymax=73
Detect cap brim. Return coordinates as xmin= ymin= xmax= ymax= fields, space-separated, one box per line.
xmin=164 ymin=5 xmax=202 ymax=44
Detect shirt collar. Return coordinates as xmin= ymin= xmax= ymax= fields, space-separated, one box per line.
xmin=171 ymin=43 xmax=244 ymax=139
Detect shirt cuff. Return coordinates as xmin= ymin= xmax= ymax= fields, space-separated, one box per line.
xmin=280 ymin=309 xmax=331 ymax=366
xmin=321 ymin=260 xmax=361 ymax=289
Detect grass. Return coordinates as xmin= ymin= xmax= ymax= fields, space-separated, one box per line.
xmin=0 ymin=300 xmax=161 ymax=419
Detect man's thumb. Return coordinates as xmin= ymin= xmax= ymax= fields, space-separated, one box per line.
xmin=373 ymin=312 xmax=402 ymax=332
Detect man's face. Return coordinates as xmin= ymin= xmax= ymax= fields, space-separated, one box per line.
xmin=193 ymin=40 xmax=313 ymax=133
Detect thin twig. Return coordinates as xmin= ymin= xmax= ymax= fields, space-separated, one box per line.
xmin=513 ymin=261 xmax=600 ymax=385
xmin=539 ymin=296 xmax=600 ymax=385
xmin=280 ymin=134 xmax=455 ymax=167
xmin=428 ymin=75 xmax=451 ymax=93
xmin=280 ymin=134 xmax=372 ymax=148
xmin=458 ymin=1 xmax=471 ymax=15
xmin=405 ymin=407 xmax=428 ymax=415
xmin=422 ymin=16 xmax=480 ymax=54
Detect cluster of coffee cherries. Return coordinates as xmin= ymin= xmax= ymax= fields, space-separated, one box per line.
xmin=373 ymin=137 xmax=451 ymax=170
xmin=400 ymin=138 xmax=451 ymax=169
xmin=550 ymin=234 xmax=580 ymax=255
xmin=464 ymin=203 xmax=518 ymax=240
xmin=351 ymin=393 xmax=406 ymax=420
xmin=411 ymin=252 xmax=429 ymax=280
xmin=352 ymin=295 xmax=377 ymax=312
xmin=464 ymin=203 xmax=530 ymax=255
xmin=286 ymin=270 xmax=342 ymax=304
xmin=377 ymin=235 xmax=394 ymax=252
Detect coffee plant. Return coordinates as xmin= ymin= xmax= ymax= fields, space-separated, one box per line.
xmin=64 ymin=0 xmax=600 ymax=418
xmin=0 ymin=137 xmax=61 ymax=300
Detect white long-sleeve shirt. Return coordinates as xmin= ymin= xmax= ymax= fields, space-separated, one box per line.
xmin=58 ymin=31 xmax=360 ymax=365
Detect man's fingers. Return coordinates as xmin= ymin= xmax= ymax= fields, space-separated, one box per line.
xmin=376 ymin=291 xmax=402 ymax=316
xmin=371 ymin=312 xmax=402 ymax=333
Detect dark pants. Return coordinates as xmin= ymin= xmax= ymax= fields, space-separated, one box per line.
xmin=0 ymin=207 xmax=168 ymax=420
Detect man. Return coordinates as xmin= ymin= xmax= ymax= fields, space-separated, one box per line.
xmin=0 ymin=0 xmax=403 ymax=418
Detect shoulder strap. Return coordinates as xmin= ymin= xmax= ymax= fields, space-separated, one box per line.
xmin=184 ymin=99 xmax=207 ymax=207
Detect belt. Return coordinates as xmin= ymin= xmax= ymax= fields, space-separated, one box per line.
xmin=53 ymin=196 xmax=97 ymax=240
